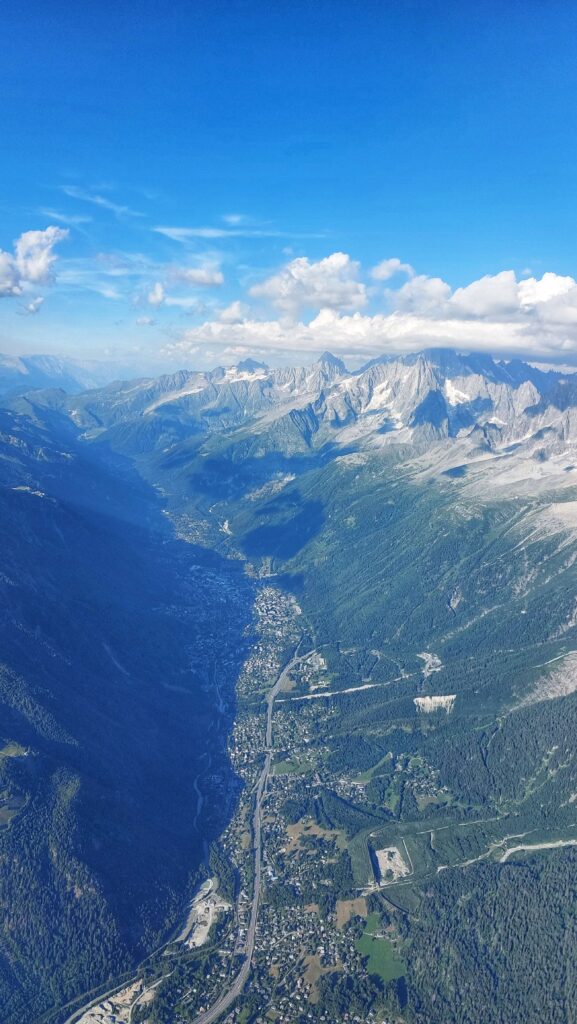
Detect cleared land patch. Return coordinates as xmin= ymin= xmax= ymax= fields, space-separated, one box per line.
xmin=521 ymin=651 xmax=577 ymax=707
xmin=414 ymin=695 xmax=456 ymax=713
xmin=375 ymin=846 xmax=411 ymax=884
xmin=336 ymin=897 xmax=368 ymax=929
xmin=303 ymin=954 xmax=342 ymax=1004
xmin=284 ymin=820 xmax=345 ymax=855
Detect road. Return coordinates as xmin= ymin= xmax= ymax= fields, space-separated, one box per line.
xmin=499 ymin=837 xmax=577 ymax=862
xmin=190 ymin=649 xmax=300 ymax=1024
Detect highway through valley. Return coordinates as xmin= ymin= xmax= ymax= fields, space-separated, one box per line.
xmin=190 ymin=649 xmax=300 ymax=1024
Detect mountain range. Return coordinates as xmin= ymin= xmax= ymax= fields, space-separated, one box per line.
xmin=32 ymin=347 xmax=577 ymax=502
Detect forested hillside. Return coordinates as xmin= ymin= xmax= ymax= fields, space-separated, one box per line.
xmin=0 ymin=405 xmax=253 ymax=1022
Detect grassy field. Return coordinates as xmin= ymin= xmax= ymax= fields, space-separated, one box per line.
xmin=352 ymin=753 xmax=393 ymax=784
xmin=272 ymin=755 xmax=312 ymax=775
xmin=347 ymin=831 xmax=374 ymax=886
xmin=355 ymin=913 xmax=405 ymax=983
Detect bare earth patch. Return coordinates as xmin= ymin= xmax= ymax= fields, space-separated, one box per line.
xmin=414 ymin=695 xmax=456 ymax=713
xmin=77 ymin=981 xmax=143 ymax=1023
xmin=375 ymin=846 xmax=411 ymax=883
xmin=520 ymin=652 xmax=577 ymax=707
xmin=336 ymin=897 xmax=368 ymax=929
xmin=303 ymin=955 xmax=342 ymax=1004
xmin=283 ymin=820 xmax=344 ymax=855
xmin=175 ymin=877 xmax=230 ymax=948
xmin=417 ymin=651 xmax=443 ymax=677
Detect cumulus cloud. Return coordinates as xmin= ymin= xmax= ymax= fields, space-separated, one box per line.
xmin=371 ymin=257 xmax=415 ymax=281
xmin=447 ymin=270 xmax=577 ymax=328
xmin=450 ymin=270 xmax=520 ymax=317
xmin=0 ymin=226 xmax=68 ymax=299
xmin=0 ymin=253 xmax=21 ymax=297
xmin=249 ymin=252 xmax=367 ymax=318
xmin=518 ymin=272 xmax=575 ymax=308
xmin=218 ymin=300 xmax=250 ymax=323
xmin=15 ymin=228 xmax=70 ymax=284
xmin=391 ymin=275 xmax=452 ymax=314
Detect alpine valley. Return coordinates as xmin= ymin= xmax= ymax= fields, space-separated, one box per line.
xmin=3 ymin=347 xmax=577 ymax=1024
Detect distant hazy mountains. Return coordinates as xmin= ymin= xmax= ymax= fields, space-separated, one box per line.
xmin=0 ymin=353 xmax=140 ymax=396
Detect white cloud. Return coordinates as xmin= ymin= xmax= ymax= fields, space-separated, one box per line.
xmin=58 ymin=262 xmax=126 ymax=299
xmin=58 ymin=250 xmax=223 ymax=311
xmin=222 ymin=213 xmax=249 ymax=225
xmin=531 ymin=285 xmax=577 ymax=327
xmin=0 ymin=253 xmax=21 ymax=297
xmin=163 ymin=296 xmax=210 ymax=312
xmin=153 ymin=225 xmax=325 ymax=242
xmin=171 ymin=266 xmax=224 ymax=287
xmin=147 ymin=281 xmax=166 ymax=306
xmin=162 ymin=308 xmax=525 ymax=362
xmin=136 ymin=315 xmax=156 ymax=326
xmin=385 ymin=268 xmax=577 ymax=332
xmin=518 ymin=272 xmax=575 ymax=307
xmin=14 ymin=227 xmax=69 ymax=284
xmin=39 ymin=208 xmax=93 ymax=226
xmin=17 ymin=296 xmax=45 ymax=316
xmin=0 ymin=226 xmax=68 ymax=298
xmin=218 ymin=300 xmax=250 ymax=323
xmin=62 ymin=185 xmax=143 ymax=219
xmin=390 ymin=274 xmax=452 ymax=314
xmin=249 ymin=252 xmax=367 ymax=317
xmin=450 ymin=270 xmax=520 ymax=317
xmin=99 ymin=286 xmax=124 ymax=300
xmin=371 ymin=257 xmax=415 ymax=281
xmin=154 ymin=225 xmax=282 ymax=242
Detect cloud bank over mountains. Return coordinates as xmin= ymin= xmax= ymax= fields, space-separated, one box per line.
xmin=168 ymin=255 xmax=577 ymax=363
xmin=3 ymin=217 xmax=577 ymax=366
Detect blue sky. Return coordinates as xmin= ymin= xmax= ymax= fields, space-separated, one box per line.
xmin=2 ymin=0 xmax=577 ymax=368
